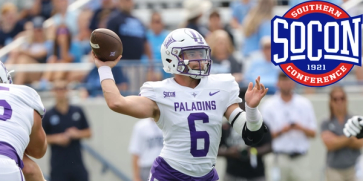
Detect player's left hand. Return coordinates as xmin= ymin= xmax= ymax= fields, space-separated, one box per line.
xmin=244 ymin=76 xmax=268 ymax=108
xmin=344 ymin=116 xmax=363 ymax=137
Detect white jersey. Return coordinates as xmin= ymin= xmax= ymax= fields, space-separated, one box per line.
xmin=129 ymin=118 xmax=163 ymax=167
xmin=139 ymin=74 xmax=242 ymax=176
xmin=0 ymin=84 xmax=45 ymax=159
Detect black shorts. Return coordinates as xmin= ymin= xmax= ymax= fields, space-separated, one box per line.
xmin=50 ymin=166 xmax=88 ymax=181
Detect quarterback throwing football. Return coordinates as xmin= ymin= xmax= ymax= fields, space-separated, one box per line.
xmin=94 ymin=28 xmax=268 ymax=180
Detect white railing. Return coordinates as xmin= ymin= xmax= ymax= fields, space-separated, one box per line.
xmin=6 ymin=62 xmax=94 ymax=72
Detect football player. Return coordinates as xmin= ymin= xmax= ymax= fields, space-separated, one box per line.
xmin=0 ymin=62 xmax=47 ymax=181
xmin=344 ymin=116 xmax=363 ymax=139
xmin=94 ymin=28 xmax=268 ymax=180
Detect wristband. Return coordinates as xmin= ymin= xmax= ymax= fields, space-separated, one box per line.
xmin=245 ymin=103 xmax=263 ymax=131
xmin=98 ymin=66 xmax=114 ymax=83
xmin=245 ymin=103 xmax=261 ymax=123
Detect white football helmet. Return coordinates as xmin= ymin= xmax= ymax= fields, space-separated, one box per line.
xmin=0 ymin=61 xmax=13 ymax=84
xmin=160 ymin=28 xmax=212 ymax=79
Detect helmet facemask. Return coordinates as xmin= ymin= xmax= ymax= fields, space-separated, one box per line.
xmin=172 ymin=46 xmax=212 ymax=79
xmin=0 ymin=62 xmax=13 ymax=84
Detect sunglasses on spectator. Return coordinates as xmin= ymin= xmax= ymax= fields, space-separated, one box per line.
xmin=152 ymin=20 xmax=162 ymax=24
xmin=54 ymin=87 xmax=67 ymax=91
xmin=332 ymin=96 xmax=345 ymax=102
xmin=263 ymin=45 xmax=271 ymax=49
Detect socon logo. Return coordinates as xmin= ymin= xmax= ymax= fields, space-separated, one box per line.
xmin=272 ymin=1 xmax=362 ymax=87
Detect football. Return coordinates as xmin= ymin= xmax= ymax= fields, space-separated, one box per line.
xmin=90 ymin=28 xmax=123 ymax=62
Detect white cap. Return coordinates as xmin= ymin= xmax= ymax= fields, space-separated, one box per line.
xmin=260 ymin=36 xmax=271 ymax=47
xmin=183 ymin=0 xmax=212 ymax=20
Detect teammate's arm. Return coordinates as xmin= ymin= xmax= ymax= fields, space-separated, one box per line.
xmin=25 ymin=111 xmax=47 ymax=159
xmin=94 ymin=54 xmax=160 ymax=120
xmin=132 ymin=154 xmax=142 ymax=181
xmin=22 ymin=154 xmax=46 ymax=181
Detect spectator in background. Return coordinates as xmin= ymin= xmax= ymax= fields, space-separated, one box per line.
xmin=261 ymin=72 xmax=317 ymax=181
xmin=244 ymin=36 xmax=279 ymax=94
xmin=41 ymin=25 xmax=82 ymax=84
xmin=89 ymin=0 xmax=116 ymax=31
xmin=229 ymin=0 xmax=255 ymax=30
xmin=146 ymin=11 xmax=169 ymax=80
xmin=51 ymin=0 xmax=80 ymax=36
xmin=0 ymin=0 xmax=34 ymax=20
xmin=242 ymin=0 xmax=273 ymax=58
xmin=218 ymin=90 xmax=272 ymax=181
xmin=7 ymin=16 xmax=48 ymax=85
xmin=182 ymin=0 xmax=211 ymax=37
xmin=0 ymin=3 xmax=26 ymax=48
xmin=355 ymin=48 xmax=363 ymax=82
xmin=207 ymin=30 xmax=242 ymax=83
xmin=206 ymin=10 xmax=235 ymax=48
xmin=74 ymin=10 xmax=92 ymax=56
xmin=30 ymin=0 xmax=53 ymax=20
xmin=321 ymin=86 xmax=363 ymax=181
xmin=81 ymin=63 xmax=129 ymax=98
xmin=129 ymin=118 xmax=163 ymax=181
xmin=86 ymin=0 xmax=102 ymax=11
xmin=107 ymin=0 xmax=152 ymax=60
xmin=147 ymin=12 xmax=168 ymax=64
xmin=42 ymin=80 xmax=91 ymax=181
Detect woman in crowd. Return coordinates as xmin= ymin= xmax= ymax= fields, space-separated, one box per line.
xmin=321 ymin=86 xmax=363 ymax=181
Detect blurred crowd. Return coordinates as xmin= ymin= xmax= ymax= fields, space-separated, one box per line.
xmin=1 ymin=0 xmax=363 ymax=98
xmin=4 ymin=0 xmax=362 ymax=181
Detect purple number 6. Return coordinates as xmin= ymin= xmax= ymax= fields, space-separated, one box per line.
xmin=0 ymin=86 xmax=12 ymax=121
xmin=188 ymin=113 xmax=210 ymax=157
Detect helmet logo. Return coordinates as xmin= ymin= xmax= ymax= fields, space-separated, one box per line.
xmin=186 ymin=30 xmax=204 ymax=44
xmin=163 ymin=35 xmax=176 ymax=49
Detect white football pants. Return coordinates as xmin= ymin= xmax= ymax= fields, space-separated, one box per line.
xmin=0 ymin=155 xmax=24 ymax=181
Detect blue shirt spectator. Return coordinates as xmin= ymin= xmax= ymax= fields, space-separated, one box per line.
xmin=47 ymin=41 xmax=83 ymax=63
xmin=241 ymin=0 xmax=273 ymax=58
xmin=242 ymin=20 xmax=270 ymax=57
xmin=147 ymin=30 xmax=168 ymax=62
xmin=83 ymin=66 xmax=129 ymax=97
xmin=0 ymin=3 xmax=25 ymax=47
xmin=290 ymin=0 xmax=343 ymax=6
xmin=69 ymin=43 xmax=83 ymax=63
xmin=52 ymin=11 xmax=80 ymax=37
xmin=230 ymin=0 xmax=255 ymax=24
xmin=245 ymin=58 xmax=279 ymax=93
xmin=89 ymin=0 xmax=115 ymax=31
xmin=244 ymin=37 xmax=278 ymax=94
xmin=107 ymin=11 xmax=147 ymax=60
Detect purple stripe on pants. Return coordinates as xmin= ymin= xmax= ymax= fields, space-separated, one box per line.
xmin=19 ymin=167 xmax=23 ymax=181
xmin=150 ymin=157 xmax=219 ymax=181
xmin=0 ymin=141 xmax=24 ymax=169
